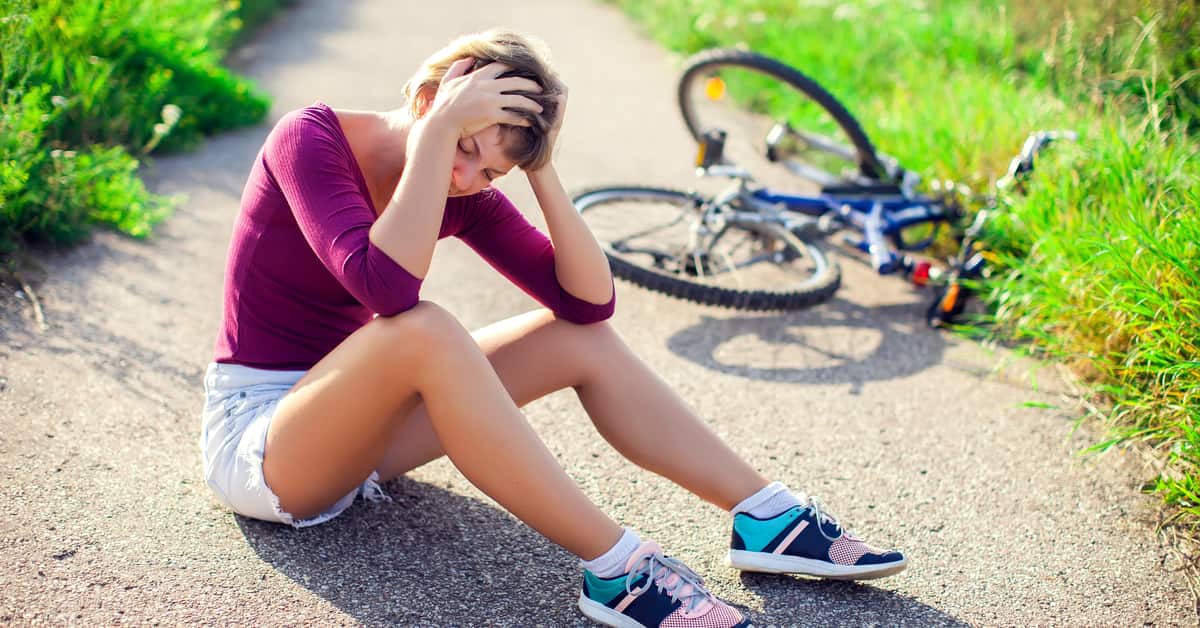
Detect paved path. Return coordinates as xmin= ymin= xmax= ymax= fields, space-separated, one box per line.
xmin=1 ymin=0 xmax=1194 ymax=625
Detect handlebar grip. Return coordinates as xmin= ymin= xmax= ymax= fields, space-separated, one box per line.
xmin=1004 ymin=129 xmax=1079 ymax=184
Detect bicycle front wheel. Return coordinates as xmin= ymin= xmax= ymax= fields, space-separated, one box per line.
xmin=573 ymin=185 xmax=840 ymax=311
xmin=678 ymin=49 xmax=892 ymax=190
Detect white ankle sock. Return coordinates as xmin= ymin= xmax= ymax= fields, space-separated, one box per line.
xmin=731 ymin=481 xmax=805 ymax=518
xmin=581 ymin=527 xmax=642 ymax=578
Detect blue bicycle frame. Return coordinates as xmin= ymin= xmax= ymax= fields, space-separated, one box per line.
xmin=700 ymin=129 xmax=1071 ymax=280
xmin=750 ymin=188 xmax=952 ymax=274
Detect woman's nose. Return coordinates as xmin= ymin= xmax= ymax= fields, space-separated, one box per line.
xmin=451 ymin=165 xmax=475 ymax=194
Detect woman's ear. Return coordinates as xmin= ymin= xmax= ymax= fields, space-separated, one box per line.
xmin=414 ymin=84 xmax=437 ymax=118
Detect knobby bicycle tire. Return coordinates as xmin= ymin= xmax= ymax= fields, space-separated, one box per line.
xmin=677 ymin=48 xmax=892 ymax=184
xmin=573 ymin=185 xmax=841 ymax=311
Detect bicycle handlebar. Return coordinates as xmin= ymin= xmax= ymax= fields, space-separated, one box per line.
xmin=999 ymin=130 xmax=1077 ymax=188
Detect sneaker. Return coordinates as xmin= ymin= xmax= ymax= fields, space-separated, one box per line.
xmin=578 ymin=541 xmax=752 ymax=628
xmin=728 ymin=496 xmax=906 ymax=580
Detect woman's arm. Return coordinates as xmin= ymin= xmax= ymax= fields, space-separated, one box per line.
xmin=368 ymin=117 xmax=457 ymax=279
xmin=265 ymin=107 xmax=423 ymax=316
xmin=370 ymin=59 xmax=544 ymax=278
xmin=526 ymin=163 xmax=614 ymax=305
xmin=455 ymin=188 xmax=615 ymax=324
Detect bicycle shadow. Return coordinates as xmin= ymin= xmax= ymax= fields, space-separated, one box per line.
xmin=238 ymin=477 xmax=963 ymax=626
xmin=665 ymin=297 xmax=946 ymax=391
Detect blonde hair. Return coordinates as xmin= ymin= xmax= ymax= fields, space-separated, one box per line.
xmin=402 ymin=29 xmax=562 ymax=171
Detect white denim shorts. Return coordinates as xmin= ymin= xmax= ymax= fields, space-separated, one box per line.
xmin=198 ymin=362 xmax=392 ymax=528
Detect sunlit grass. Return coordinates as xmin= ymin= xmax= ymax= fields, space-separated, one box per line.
xmin=614 ymin=0 xmax=1200 ymax=540
xmin=0 ymin=0 xmax=292 ymax=251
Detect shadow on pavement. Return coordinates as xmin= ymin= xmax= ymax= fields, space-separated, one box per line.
xmin=739 ymin=572 xmax=969 ymax=626
xmin=238 ymin=477 xmax=581 ymax=625
xmin=666 ymin=297 xmax=946 ymax=391
xmin=239 ymin=477 xmax=960 ymax=626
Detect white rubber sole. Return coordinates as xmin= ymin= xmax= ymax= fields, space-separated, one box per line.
xmin=578 ymin=593 xmax=646 ymax=627
xmin=728 ymin=550 xmax=907 ymax=580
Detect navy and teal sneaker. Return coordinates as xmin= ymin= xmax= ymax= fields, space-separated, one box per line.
xmin=578 ymin=541 xmax=752 ymax=627
xmin=728 ymin=496 xmax=907 ymax=579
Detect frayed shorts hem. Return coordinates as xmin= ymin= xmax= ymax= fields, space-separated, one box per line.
xmin=199 ymin=362 xmax=393 ymax=528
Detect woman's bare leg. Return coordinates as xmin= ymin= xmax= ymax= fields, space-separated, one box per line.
xmin=262 ymin=301 xmax=621 ymax=559
xmin=378 ymin=309 xmax=768 ymax=511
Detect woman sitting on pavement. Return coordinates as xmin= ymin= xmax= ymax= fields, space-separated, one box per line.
xmin=198 ymin=28 xmax=906 ymax=628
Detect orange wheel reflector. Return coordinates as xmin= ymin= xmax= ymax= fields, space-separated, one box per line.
xmin=941 ymin=284 xmax=961 ymax=312
xmin=704 ymin=77 xmax=726 ymax=101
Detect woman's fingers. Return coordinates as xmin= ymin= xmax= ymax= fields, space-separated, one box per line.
xmin=493 ymin=76 xmax=543 ymax=95
xmin=433 ymin=60 xmax=554 ymax=135
xmin=476 ymin=61 xmax=515 ymax=79
xmin=499 ymin=109 xmax=535 ymax=127
xmin=500 ymin=94 xmax=543 ymax=114
xmin=441 ymin=58 xmax=475 ymax=86
xmin=552 ymin=92 xmax=567 ymax=129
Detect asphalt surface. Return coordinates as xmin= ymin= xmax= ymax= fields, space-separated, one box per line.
xmin=1 ymin=0 xmax=1195 ymax=625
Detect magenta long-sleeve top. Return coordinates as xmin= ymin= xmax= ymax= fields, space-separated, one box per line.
xmin=213 ymin=101 xmax=615 ymax=370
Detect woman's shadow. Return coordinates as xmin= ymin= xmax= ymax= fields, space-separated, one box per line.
xmin=238 ymin=477 xmax=575 ymax=625
xmin=239 ymin=477 xmax=966 ymax=626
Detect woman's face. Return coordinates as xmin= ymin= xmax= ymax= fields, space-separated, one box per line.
xmin=448 ymin=125 xmax=517 ymax=197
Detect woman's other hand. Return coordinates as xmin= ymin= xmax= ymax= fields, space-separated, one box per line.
xmin=537 ymin=82 xmax=568 ymax=170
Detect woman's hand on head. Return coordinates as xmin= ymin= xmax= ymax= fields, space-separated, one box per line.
xmin=427 ymin=58 xmax=544 ymax=139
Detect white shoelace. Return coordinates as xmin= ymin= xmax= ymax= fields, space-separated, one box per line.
xmin=805 ymin=495 xmax=851 ymax=542
xmin=625 ymin=552 xmax=713 ymax=614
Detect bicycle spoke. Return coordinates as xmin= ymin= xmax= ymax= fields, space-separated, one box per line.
xmin=609 ymin=209 xmax=693 ymax=247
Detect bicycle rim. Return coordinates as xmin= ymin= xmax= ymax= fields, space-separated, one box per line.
xmin=678 ymin=49 xmax=891 ymax=191
xmin=573 ymin=185 xmax=840 ymax=311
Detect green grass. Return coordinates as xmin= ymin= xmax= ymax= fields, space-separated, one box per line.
xmin=0 ymin=0 xmax=293 ymax=254
xmin=614 ymin=0 xmax=1200 ymax=546
xmin=989 ymin=129 xmax=1200 ymax=523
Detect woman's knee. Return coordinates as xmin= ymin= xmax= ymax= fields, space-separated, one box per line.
xmin=375 ymin=301 xmax=473 ymax=350
xmin=355 ymin=302 xmax=478 ymax=376
xmin=566 ymin=317 xmax=620 ymax=349
xmin=549 ymin=316 xmax=625 ymax=381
